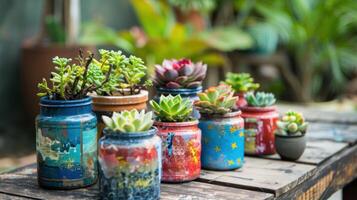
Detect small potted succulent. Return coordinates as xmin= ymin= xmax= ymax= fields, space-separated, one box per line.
xmin=194 ymin=84 xmax=244 ymax=170
xmin=241 ymin=92 xmax=278 ymax=155
xmin=275 ymin=111 xmax=308 ymax=161
xmin=223 ymin=72 xmax=260 ymax=108
xmin=36 ymin=51 xmax=104 ymax=189
xmin=150 ymin=95 xmax=201 ymax=182
xmin=99 ymin=110 xmax=161 ymax=200
xmin=90 ymin=49 xmax=152 ymax=137
xmin=153 ymin=58 xmax=207 ymax=118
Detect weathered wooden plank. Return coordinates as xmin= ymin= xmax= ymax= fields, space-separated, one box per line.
xmin=277 ymin=144 xmax=357 ymax=200
xmin=0 ymin=193 xmax=32 ymax=200
xmin=198 ymin=157 xmax=316 ymax=196
xmin=0 ymin=164 xmax=273 ymax=200
xmin=264 ymin=140 xmax=348 ymax=165
xmin=307 ymin=122 xmax=357 ymax=144
xmin=278 ymin=104 xmax=357 ymax=125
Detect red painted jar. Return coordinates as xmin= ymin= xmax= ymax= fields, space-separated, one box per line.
xmin=154 ymin=120 xmax=201 ymax=182
xmin=241 ymin=106 xmax=278 ymax=155
xmin=235 ymin=92 xmax=248 ymax=108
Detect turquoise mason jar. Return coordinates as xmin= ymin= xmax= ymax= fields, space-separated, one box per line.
xmin=98 ymin=128 xmax=162 ymax=200
xmin=199 ymin=111 xmax=245 ymax=170
xmin=154 ymin=86 xmax=202 ymax=119
xmin=36 ymin=97 xmax=98 ymax=189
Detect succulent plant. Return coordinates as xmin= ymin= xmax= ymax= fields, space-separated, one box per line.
xmin=276 ymin=111 xmax=308 ymax=136
xmin=194 ymin=84 xmax=237 ymax=115
xmin=245 ymin=92 xmax=276 ymax=107
xmin=150 ymin=95 xmax=193 ymax=122
xmin=153 ymin=58 xmax=207 ymax=89
xmin=223 ymin=72 xmax=260 ymax=93
xmin=102 ymin=109 xmax=154 ymax=133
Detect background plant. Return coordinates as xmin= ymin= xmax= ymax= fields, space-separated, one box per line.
xmin=194 ymin=84 xmax=237 ymax=115
xmin=102 ymin=110 xmax=154 ymax=133
xmin=153 ymin=59 xmax=207 ymax=89
xmin=276 ymin=111 xmax=308 ymax=136
xmin=150 ymin=95 xmax=193 ymax=122
xmin=245 ymin=92 xmax=276 ymax=107
xmin=223 ymin=72 xmax=260 ymax=93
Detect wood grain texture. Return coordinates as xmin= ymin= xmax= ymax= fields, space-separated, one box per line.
xmin=0 ymin=164 xmax=273 ymax=200
xmin=277 ymin=144 xmax=357 ymax=200
xmin=278 ymin=104 xmax=357 ymax=125
xmin=264 ymin=140 xmax=348 ymax=165
xmin=307 ymin=122 xmax=357 ymax=144
xmin=198 ymin=157 xmax=316 ymax=196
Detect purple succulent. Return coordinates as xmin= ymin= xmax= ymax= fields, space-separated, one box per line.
xmin=153 ymin=58 xmax=207 ymax=89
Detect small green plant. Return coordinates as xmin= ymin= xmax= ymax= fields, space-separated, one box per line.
xmin=245 ymin=92 xmax=276 ymax=107
xmin=150 ymin=95 xmax=193 ymax=122
xmin=153 ymin=59 xmax=207 ymax=89
xmin=223 ymin=72 xmax=260 ymax=93
xmin=194 ymin=84 xmax=237 ymax=115
xmin=102 ymin=109 xmax=154 ymax=133
xmin=276 ymin=111 xmax=308 ymax=136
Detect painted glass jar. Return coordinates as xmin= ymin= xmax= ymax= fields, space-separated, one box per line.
xmin=98 ymin=128 xmax=162 ymax=200
xmin=199 ymin=111 xmax=244 ymax=170
xmin=235 ymin=92 xmax=248 ymax=108
xmin=36 ymin=97 xmax=98 ymax=189
xmin=154 ymin=87 xmax=202 ymax=119
xmin=241 ymin=106 xmax=279 ymax=155
xmin=154 ymin=121 xmax=201 ymax=182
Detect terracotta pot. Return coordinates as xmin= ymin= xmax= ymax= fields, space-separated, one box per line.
xmin=91 ymin=90 xmax=149 ymax=138
xmin=235 ymin=92 xmax=248 ymax=108
xmin=21 ymin=44 xmax=96 ymax=126
xmin=199 ymin=111 xmax=245 ymax=170
xmin=241 ymin=106 xmax=279 ymax=155
xmin=154 ymin=120 xmax=201 ymax=182
xmin=275 ymin=134 xmax=306 ymax=161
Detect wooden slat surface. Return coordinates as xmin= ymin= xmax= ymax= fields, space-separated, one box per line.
xmin=198 ymin=157 xmax=316 ymax=196
xmin=0 ymin=164 xmax=273 ymax=200
xmin=264 ymin=140 xmax=348 ymax=165
xmin=307 ymin=122 xmax=357 ymax=144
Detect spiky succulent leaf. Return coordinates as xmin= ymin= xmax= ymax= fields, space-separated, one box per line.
xmin=245 ymin=92 xmax=276 ymax=107
xmin=275 ymin=111 xmax=309 ymax=136
xmin=194 ymin=84 xmax=237 ymax=115
xmin=154 ymin=58 xmax=207 ymax=89
xmin=150 ymin=94 xmax=193 ymax=122
xmin=102 ymin=109 xmax=154 ymax=133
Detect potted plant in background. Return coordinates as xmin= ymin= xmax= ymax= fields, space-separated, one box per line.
xmin=36 ymin=51 xmax=108 ymax=189
xmin=194 ymin=84 xmax=244 ymax=170
xmin=99 ymin=110 xmax=161 ymax=200
xmin=241 ymin=92 xmax=278 ymax=155
xmin=153 ymin=58 xmax=207 ymax=118
xmin=91 ymin=50 xmax=151 ymax=137
xmin=150 ymin=95 xmax=201 ymax=182
xmin=275 ymin=111 xmax=308 ymax=161
xmin=223 ymin=72 xmax=260 ymax=108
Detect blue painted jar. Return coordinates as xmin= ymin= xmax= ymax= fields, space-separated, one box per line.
xmin=36 ymin=97 xmax=98 ymax=189
xmin=98 ymin=128 xmax=162 ymax=200
xmin=154 ymin=87 xmax=202 ymax=119
xmin=199 ymin=111 xmax=245 ymax=170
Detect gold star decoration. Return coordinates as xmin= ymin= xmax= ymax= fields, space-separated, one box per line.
xmin=65 ymin=158 xmax=74 ymax=169
xmin=230 ymin=125 xmax=240 ymax=133
xmin=237 ymin=158 xmax=242 ymax=164
xmin=228 ymin=160 xmax=235 ymax=166
xmin=214 ymin=146 xmax=221 ymax=152
xmin=207 ymin=124 xmax=214 ymax=130
xmin=239 ymin=131 xmax=244 ymax=137
xmin=231 ymin=142 xmax=238 ymax=149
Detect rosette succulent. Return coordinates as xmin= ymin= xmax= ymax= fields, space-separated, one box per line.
xmin=194 ymin=84 xmax=237 ymax=115
xmin=223 ymin=72 xmax=260 ymax=93
xmin=102 ymin=109 xmax=154 ymax=133
xmin=150 ymin=95 xmax=193 ymax=122
xmin=153 ymin=58 xmax=207 ymax=89
xmin=245 ymin=92 xmax=276 ymax=107
xmin=276 ymin=111 xmax=308 ymax=136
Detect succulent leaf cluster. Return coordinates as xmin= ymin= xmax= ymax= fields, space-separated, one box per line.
xmin=276 ymin=111 xmax=308 ymax=136
xmin=223 ymin=72 xmax=260 ymax=93
xmin=194 ymin=84 xmax=237 ymax=115
xmin=102 ymin=109 xmax=154 ymax=133
xmin=153 ymin=59 xmax=207 ymax=89
xmin=245 ymin=92 xmax=276 ymax=107
xmin=150 ymin=95 xmax=193 ymax=122
xmin=37 ymin=49 xmax=150 ymax=100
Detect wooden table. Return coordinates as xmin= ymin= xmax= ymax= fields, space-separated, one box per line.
xmin=1 ymin=106 xmax=357 ymax=200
